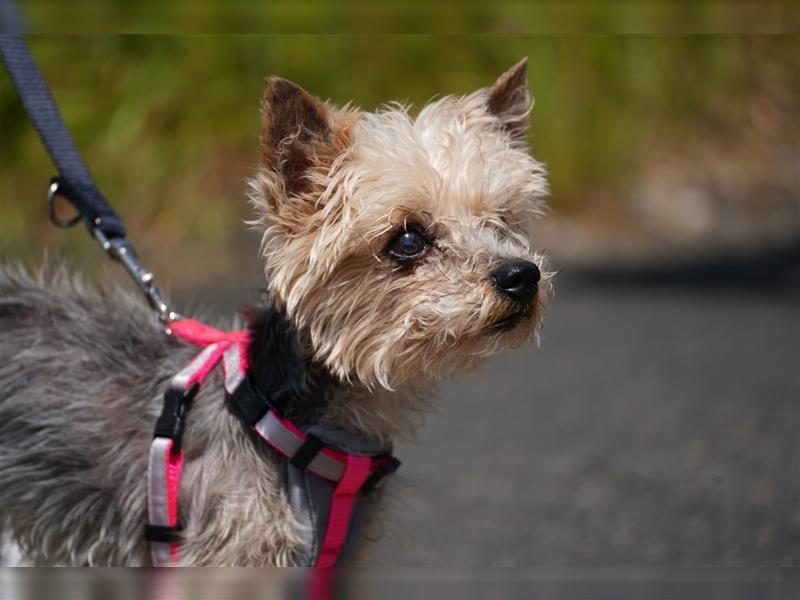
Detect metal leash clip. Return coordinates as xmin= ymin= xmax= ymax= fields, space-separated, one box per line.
xmin=47 ymin=179 xmax=178 ymax=325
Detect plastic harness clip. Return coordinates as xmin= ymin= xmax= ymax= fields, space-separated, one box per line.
xmin=153 ymin=383 xmax=199 ymax=453
xmin=226 ymin=373 xmax=271 ymax=427
xmin=144 ymin=523 xmax=184 ymax=544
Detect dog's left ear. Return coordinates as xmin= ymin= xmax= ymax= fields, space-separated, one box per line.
xmin=486 ymin=58 xmax=531 ymax=141
xmin=261 ymin=76 xmax=332 ymax=197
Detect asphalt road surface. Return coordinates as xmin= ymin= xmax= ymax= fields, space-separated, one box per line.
xmin=363 ymin=253 xmax=800 ymax=568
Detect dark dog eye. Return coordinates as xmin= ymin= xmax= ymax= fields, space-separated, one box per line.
xmin=387 ymin=228 xmax=429 ymax=261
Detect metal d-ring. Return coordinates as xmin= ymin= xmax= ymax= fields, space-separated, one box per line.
xmin=47 ymin=178 xmax=82 ymax=229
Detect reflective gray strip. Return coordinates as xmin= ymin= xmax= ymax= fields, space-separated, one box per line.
xmin=253 ymin=411 xmax=346 ymax=482
xmin=222 ymin=343 xmax=245 ymax=395
xmin=171 ymin=343 xmax=219 ymax=390
xmin=148 ymin=344 xmax=216 ymax=565
xmin=147 ymin=437 xmax=173 ymax=566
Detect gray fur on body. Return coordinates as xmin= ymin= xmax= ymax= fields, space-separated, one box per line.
xmin=0 ymin=265 xmax=307 ymax=565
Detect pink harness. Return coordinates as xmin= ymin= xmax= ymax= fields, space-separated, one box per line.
xmin=145 ymin=318 xmax=399 ymax=567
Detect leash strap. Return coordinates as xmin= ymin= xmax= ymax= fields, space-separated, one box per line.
xmin=0 ymin=34 xmax=126 ymax=238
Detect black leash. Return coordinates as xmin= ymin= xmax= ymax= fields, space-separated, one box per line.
xmin=0 ymin=34 xmax=175 ymax=321
xmin=0 ymin=35 xmax=126 ymax=238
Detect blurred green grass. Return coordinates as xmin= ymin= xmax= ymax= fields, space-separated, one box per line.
xmin=18 ymin=1 xmax=797 ymax=34
xmin=1 ymin=35 xmax=797 ymax=276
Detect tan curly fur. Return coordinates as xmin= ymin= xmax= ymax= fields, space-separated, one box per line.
xmin=250 ymin=58 xmax=551 ymax=437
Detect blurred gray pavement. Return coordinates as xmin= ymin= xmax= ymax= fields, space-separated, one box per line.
xmin=362 ymin=252 xmax=800 ymax=567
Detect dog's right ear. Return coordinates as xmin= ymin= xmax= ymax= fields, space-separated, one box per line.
xmin=486 ymin=58 xmax=531 ymax=142
xmin=261 ymin=77 xmax=332 ymax=197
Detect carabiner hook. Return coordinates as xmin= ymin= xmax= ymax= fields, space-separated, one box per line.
xmin=46 ymin=177 xmax=179 ymax=327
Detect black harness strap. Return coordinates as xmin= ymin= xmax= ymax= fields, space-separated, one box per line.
xmin=0 ymin=34 xmax=126 ymax=238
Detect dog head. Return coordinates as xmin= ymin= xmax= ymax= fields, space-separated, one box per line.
xmin=250 ymin=59 xmax=551 ymax=390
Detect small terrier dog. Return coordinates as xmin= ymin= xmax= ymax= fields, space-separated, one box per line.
xmin=0 ymin=58 xmax=550 ymax=565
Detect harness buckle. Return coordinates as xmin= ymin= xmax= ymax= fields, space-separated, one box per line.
xmin=144 ymin=523 xmax=183 ymax=544
xmin=226 ymin=372 xmax=276 ymax=427
xmin=153 ymin=383 xmax=199 ymax=453
xmin=361 ymin=456 xmax=401 ymax=495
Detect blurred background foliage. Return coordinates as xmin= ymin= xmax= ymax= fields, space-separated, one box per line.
xmin=16 ymin=0 xmax=799 ymax=34
xmin=1 ymin=33 xmax=798 ymax=289
xmin=0 ymin=9 xmax=798 ymax=568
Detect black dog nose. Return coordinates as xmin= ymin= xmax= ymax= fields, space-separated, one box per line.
xmin=491 ymin=259 xmax=540 ymax=305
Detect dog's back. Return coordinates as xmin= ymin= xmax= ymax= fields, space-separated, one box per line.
xmin=0 ymin=265 xmax=190 ymax=564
